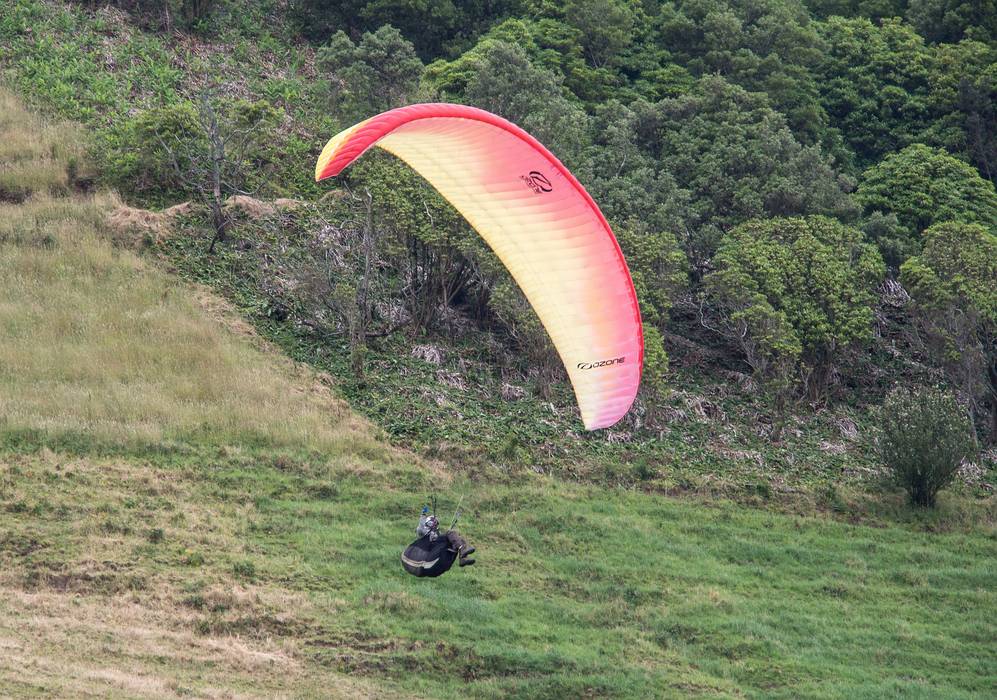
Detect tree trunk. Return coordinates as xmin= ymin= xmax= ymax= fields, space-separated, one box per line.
xmin=202 ymin=95 xmax=227 ymax=254
xmin=988 ymin=352 xmax=997 ymax=444
xmin=350 ymin=190 xmax=375 ymax=378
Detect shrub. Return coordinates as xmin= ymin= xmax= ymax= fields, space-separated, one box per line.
xmin=232 ymin=559 xmax=257 ymax=579
xmin=856 ymin=144 xmax=997 ymax=266
xmin=878 ymin=386 xmax=976 ymax=507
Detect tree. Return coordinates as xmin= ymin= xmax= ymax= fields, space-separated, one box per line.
xmin=653 ymin=0 xmax=830 ymax=145
xmin=638 ymin=323 xmax=671 ymax=421
xmin=802 ymin=0 xmax=907 ymax=20
xmin=116 ymin=94 xmax=282 ymax=250
xmin=901 ymin=222 xmax=997 ymax=442
xmin=616 ymin=223 xmax=688 ymax=330
xmin=290 ymin=0 xmax=525 ymax=58
xmin=425 ymin=39 xmax=591 ymax=167
xmin=614 ymin=221 xmax=687 ymax=419
xmin=706 ymin=216 xmax=885 ymax=415
xmin=317 ymin=25 xmax=424 ymax=122
xmin=856 ymin=144 xmax=997 ymax=266
xmin=289 ymin=0 xmax=367 ymax=44
xmin=349 ymin=153 xmax=487 ymax=336
xmin=924 ymin=41 xmax=997 ymax=184
xmin=622 ymin=76 xmax=857 ymax=274
xmin=879 ymin=386 xmax=976 ymax=508
xmin=254 ymin=190 xmax=402 ymax=378
xmin=816 ymin=17 xmax=934 ymax=170
xmin=564 ymin=0 xmax=634 ymax=68
xmin=956 ymin=61 xmax=997 ymax=184
xmin=907 ymin=0 xmax=997 ymax=45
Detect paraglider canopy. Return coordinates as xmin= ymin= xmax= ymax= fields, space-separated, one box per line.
xmin=315 ymin=104 xmax=643 ymax=430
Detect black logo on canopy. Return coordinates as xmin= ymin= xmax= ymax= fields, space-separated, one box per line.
xmin=521 ymin=171 xmax=553 ymax=193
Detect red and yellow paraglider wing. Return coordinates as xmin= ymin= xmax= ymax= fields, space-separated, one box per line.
xmin=315 ymin=104 xmax=642 ymax=430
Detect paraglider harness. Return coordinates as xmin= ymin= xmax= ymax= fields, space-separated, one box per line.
xmin=400 ymin=496 xmax=475 ymax=578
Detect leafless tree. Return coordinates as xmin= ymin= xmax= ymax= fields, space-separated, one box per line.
xmin=155 ymin=91 xmax=279 ymax=253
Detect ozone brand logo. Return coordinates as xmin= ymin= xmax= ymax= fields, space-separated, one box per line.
xmin=521 ymin=170 xmax=553 ymax=193
xmin=577 ymin=357 xmax=625 ymax=370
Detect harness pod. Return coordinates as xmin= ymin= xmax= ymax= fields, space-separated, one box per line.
xmin=400 ymin=534 xmax=458 ymax=578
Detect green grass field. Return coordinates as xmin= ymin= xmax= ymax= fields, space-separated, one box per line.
xmin=0 ymin=88 xmax=994 ymax=698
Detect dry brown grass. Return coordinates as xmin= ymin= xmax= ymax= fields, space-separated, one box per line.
xmin=0 ymin=427 xmax=408 ymax=698
xmin=223 ymin=194 xmax=276 ymax=219
xmin=0 ymin=190 xmax=390 ymax=456
xmin=0 ymin=87 xmax=390 ymax=455
xmin=0 ymin=586 xmax=394 ymax=698
xmin=0 ymin=88 xmax=84 ymax=200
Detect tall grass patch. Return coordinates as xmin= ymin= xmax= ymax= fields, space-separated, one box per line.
xmin=0 ymin=87 xmax=83 ymax=200
xmin=0 ymin=86 xmax=385 ymax=457
xmin=0 ymin=194 xmax=383 ymax=454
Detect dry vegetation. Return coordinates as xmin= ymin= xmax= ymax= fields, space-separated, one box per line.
xmin=0 ymin=102 xmax=384 ymax=456
xmin=0 ymin=89 xmax=84 ymax=202
xmin=0 ymin=449 xmax=401 ymax=699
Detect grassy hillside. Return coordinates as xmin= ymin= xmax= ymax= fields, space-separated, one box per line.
xmin=1 ymin=0 xmax=994 ymax=497
xmin=1 ymin=87 xmax=995 ymax=698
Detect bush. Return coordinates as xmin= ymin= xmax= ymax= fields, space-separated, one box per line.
xmin=856 ymin=144 xmax=997 ymax=266
xmin=878 ymin=386 xmax=976 ymax=507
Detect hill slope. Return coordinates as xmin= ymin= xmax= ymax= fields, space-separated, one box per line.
xmin=0 ymin=88 xmax=995 ymax=699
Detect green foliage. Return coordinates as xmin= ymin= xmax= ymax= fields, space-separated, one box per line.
xmin=564 ymin=0 xmax=635 ymax=68
xmin=106 ymin=102 xmax=204 ymax=197
xmin=616 ymin=223 xmax=688 ymax=327
xmin=5 ymin=0 xmax=997 ymax=516
xmin=654 ymin=0 xmax=830 ymax=144
xmin=803 ymin=0 xmax=907 ymax=19
xmin=425 ymin=38 xmax=590 ymax=166
xmin=879 ymin=386 xmax=976 ymax=507
xmin=857 ymin=144 xmax=997 ymax=265
xmin=103 ymin=0 xmax=222 ymax=32
xmin=105 ymin=97 xmax=283 ymax=203
xmin=816 ymin=17 xmax=933 ymax=169
xmin=317 ymin=25 xmax=424 ymax=121
xmin=922 ymin=40 xmax=996 ymax=180
xmin=708 ymin=216 xmax=885 ymax=400
xmin=907 ymin=0 xmax=997 ymax=44
xmin=901 ymin=222 xmax=997 ymax=442
xmin=290 ymin=0 xmax=526 ymax=58
xmin=638 ymin=323 xmax=669 ymax=406
xmin=487 ymin=279 xmax=561 ymax=388
xmin=624 ymin=77 xmax=858 ymax=269
xmin=902 ymin=223 xmax=997 ymax=324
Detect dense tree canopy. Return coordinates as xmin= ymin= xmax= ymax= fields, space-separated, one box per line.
xmin=856 ymin=144 xmax=997 ymax=264
xmin=617 ymin=77 xmax=857 ymax=272
xmin=655 ymin=0 xmax=830 ymax=143
xmin=907 ymin=0 xmax=997 ymax=44
xmin=707 ymin=216 xmax=885 ymax=401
